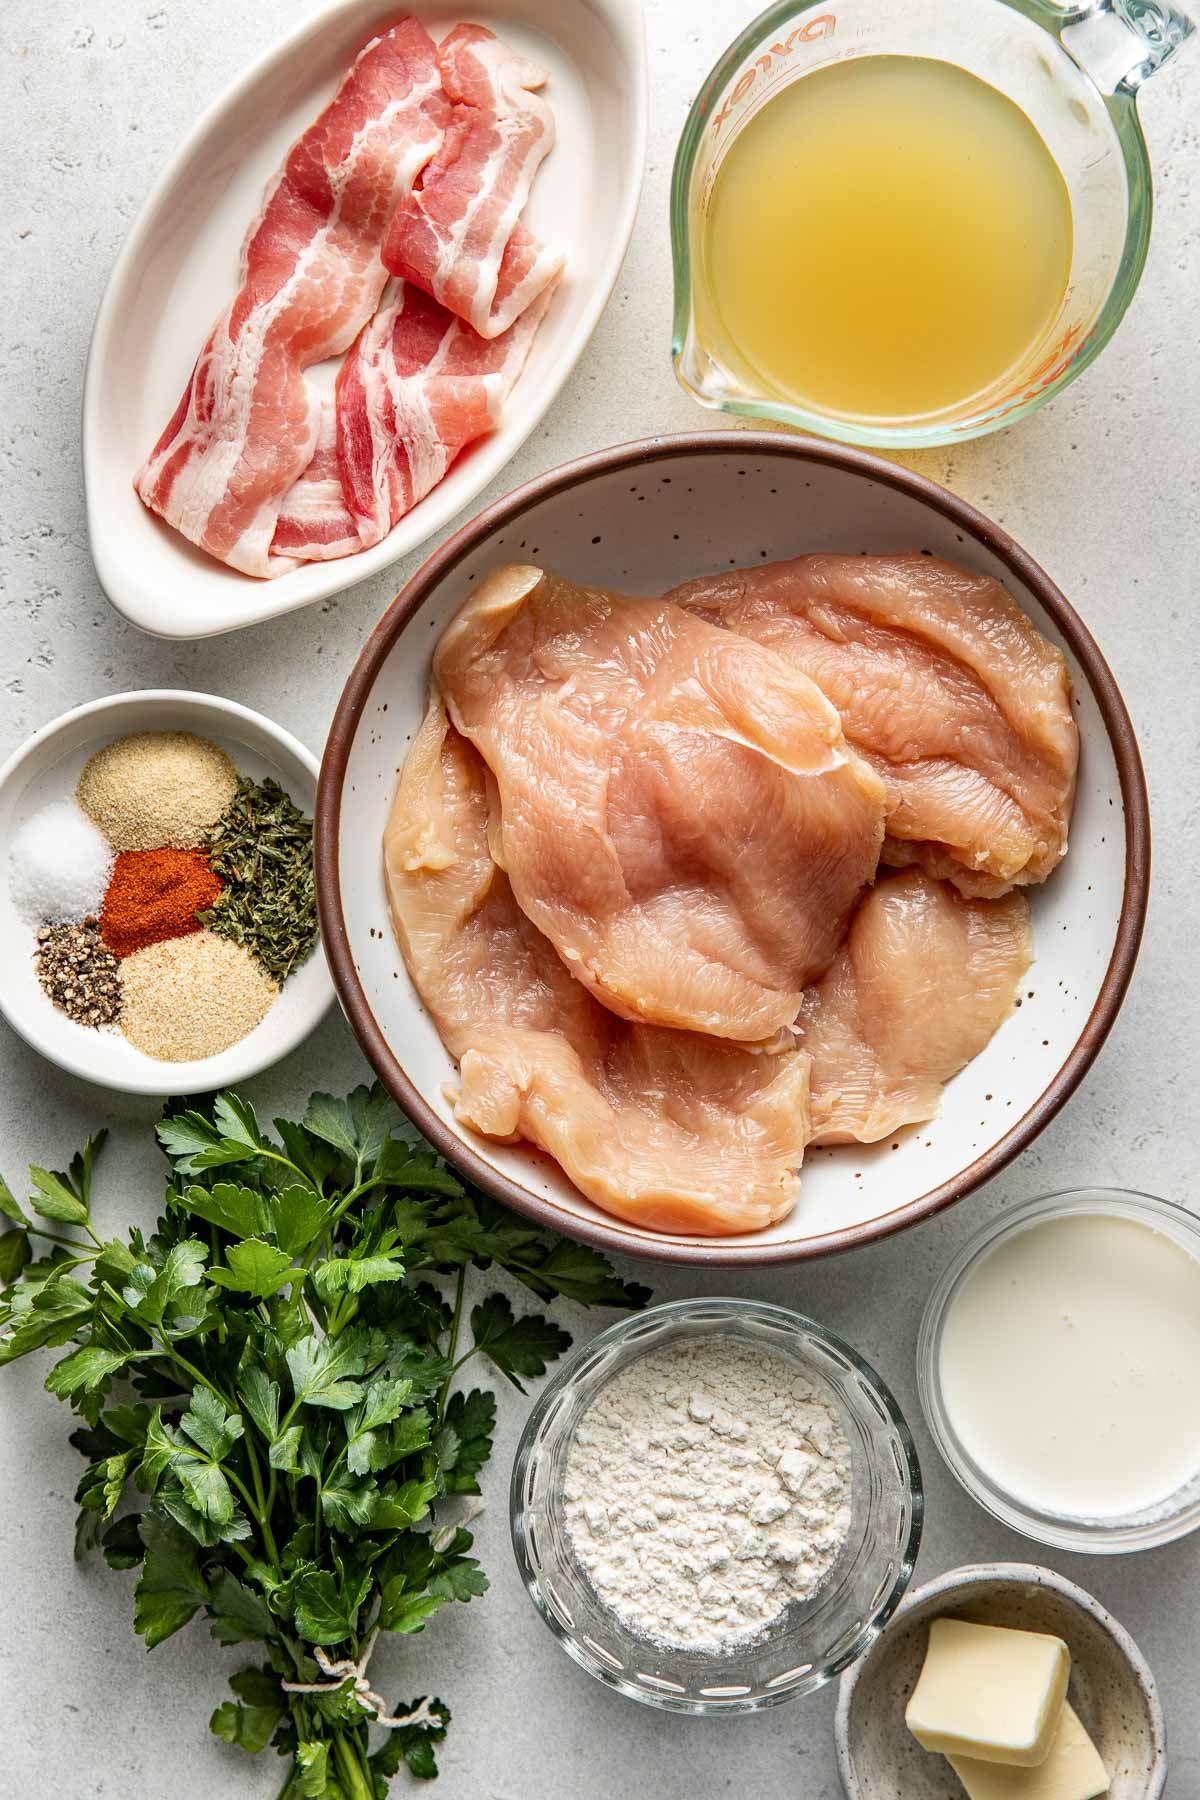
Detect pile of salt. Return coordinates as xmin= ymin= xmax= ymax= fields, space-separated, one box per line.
xmin=8 ymin=800 xmax=115 ymax=925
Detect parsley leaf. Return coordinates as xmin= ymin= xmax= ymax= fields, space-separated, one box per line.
xmin=179 ymin=1181 xmax=271 ymax=1240
xmin=369 ymin=1699 xmax=450 ymax=1782
xmin=134 ymin=1515 xmax=209 ymax=1649
xmin=320 ymin=1470 xmax=377 ymax=1532
xmin=122 ymin=1239 xmax=208 ymax=1328
xmin=236 ymin=1365 xmax=280 ymax=1442
xmin=292 ymin=1571 xmax=357 ymax=1646
xmin=438 ymin=1389 xmax=496 ymax=1495
xmin=156 ymin=1108 xmax=259 ymax=1174
xmin=512 ymin=1237 xmax=653 ymax=1310
xmin=0 ymin=1228 xmax=30 ymax=1286
xmin=468 ymin=1294 xmax=572 ymax=1393
xmin=345 ymin=1379 xmax=415 ymax=1476
xmin=28 ymin=1165 xmax=90 ymax=1226
xmin=286 ymin=1332 xmax=371 ymax=1412
xmin=210 ymin=1696 xmax=281 ymax=1754
xmin=0 ymin=1171 xmax=30 ymax=1228
xmin=302 ymin=1086 xmax=399 ymax=1173
xmin=45 ymin=1345 xmax=128 ymax=1399
xmin=269 ymin=1184 xmax=335 ymax=1256
xmin=207 ymin=1569 xmax=275 ymax=1646
xmin=209 ymin=1238 xmax=296 ymax=1299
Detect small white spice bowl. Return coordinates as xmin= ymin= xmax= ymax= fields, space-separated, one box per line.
xmin=834 ymin=1563 xmax=1167 ymax=1797
xmin=0 ymin=690 xmax=333 ymax=1095
xmin=510 ymin=1297 xmax=923 ymax=1712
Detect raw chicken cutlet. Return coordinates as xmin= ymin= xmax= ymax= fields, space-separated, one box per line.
xmin=384 ymin=694 xmax=810 ymax=1235
xmin=667 ymin=553 xmax=1078 ymax=898
xmin=433 ymin=564 xmax=885 ymax=1041
xmin=799 ymin=867 xmax=1033 ymax=1144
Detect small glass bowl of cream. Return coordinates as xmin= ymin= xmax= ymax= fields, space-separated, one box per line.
xmin=918 ymin=1188 xmax=1200 ymax=1553
xmin=510 ymin=1296 xmax=922 ymax=1713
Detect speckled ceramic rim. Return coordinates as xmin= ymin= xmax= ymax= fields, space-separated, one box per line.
xmin=833 ymin=1561 xmax=1168 ymax=1798
xmin=314 ymin=429 xmax=1152 ymax=1268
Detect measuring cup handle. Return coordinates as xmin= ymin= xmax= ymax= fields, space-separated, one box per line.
xmin=1117 ymin=0 xmax=1196 ymax=81
xmin=1060 ymin=0 xmax=1194 ymax=91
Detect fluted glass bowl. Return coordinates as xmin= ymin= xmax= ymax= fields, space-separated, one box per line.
xmin=510 ymin=1297 xmax=922 ymax=1713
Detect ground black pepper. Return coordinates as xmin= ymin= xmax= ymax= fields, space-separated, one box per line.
xmin=34 ymin=916 xmax=122 ymax=1027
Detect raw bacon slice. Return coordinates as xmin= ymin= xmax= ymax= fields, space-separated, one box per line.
xmin=382 ymin=23 xmax=564 ymax=338
xmin=384 ymin=694 xmax=810 ymax=1236
xmin=271 ymin=403 xmax=360 ymax=562
xmin=798 ymin=868 xmax=1033 ymax=1144
xmin=136 ymin=19 xmax=448 ymax=578
xmin=336 ymin=274 xmax=556 ymax=549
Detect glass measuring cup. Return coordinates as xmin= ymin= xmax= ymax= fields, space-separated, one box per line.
xmin=670 ymin=0 xmax=1193 ymax=448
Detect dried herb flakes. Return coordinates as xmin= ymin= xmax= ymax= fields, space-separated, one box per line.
xmin=198 ymin=776 xmax=317 ymax=983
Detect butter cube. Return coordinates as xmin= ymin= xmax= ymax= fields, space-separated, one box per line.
xmin=947 ymin=1701 xmax=1109 ymax=1799
xmin=905 ymin=1617 xmax=1070 ymax=1767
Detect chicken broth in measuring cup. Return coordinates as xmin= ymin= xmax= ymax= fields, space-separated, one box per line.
xmin=696 ymin=56 xmax=1073 ymax=426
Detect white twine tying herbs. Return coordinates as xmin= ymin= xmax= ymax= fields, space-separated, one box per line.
xmin=282 ymin=1505 xmax=485 ymax=1732
xmin=282 ymin=1629 xmax=443 ymax=1731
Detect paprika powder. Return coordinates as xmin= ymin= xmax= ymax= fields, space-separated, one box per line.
xmin=99 ymin=847 xmax=222 ymax=958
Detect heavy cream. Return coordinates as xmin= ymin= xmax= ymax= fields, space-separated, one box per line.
xmin=939 ymin=1210 xmax=1200 ymax=1519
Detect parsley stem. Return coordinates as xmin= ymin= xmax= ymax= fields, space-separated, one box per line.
xmin=266 ymin=1394 xmax=303 ymax=1520
xmin=224 ymin=1463 xmax=281 ymax=1577
xmin=27 ymin=1229 xmax=97 ymax=1255
xmin=436 ymin=1267 xmax=468 ymax=1425
xmin=331 ymin=1731 xmax=375 ymax=1800
xmin=225 ymin=1465 xmax=262 ymax=1517
xmin=323 ymin=1174 xmax=385 ymax=1237
xmin=273 ymin=1766 xmax=300 ymax=1800
xmin=154 ymin=1337 xmax=281 ymax=1571
xmin=160 ymin=1342 xmax=235 ymax=1411
xmin=254 ymin=1146 xmax=311 ymax=1183
xmin=242 ymin=1433 xmax=281 ymax=1571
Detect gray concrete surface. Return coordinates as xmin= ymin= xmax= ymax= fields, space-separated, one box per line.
xmin=1 ymin=3 xmax=1197 ymax=1795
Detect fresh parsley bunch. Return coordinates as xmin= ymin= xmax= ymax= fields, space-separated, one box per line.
xmin=0 ymin=1085 xmax=647 ymax=1799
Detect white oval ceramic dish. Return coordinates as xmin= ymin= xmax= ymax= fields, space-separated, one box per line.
xmin=82 ymin=0 xmax=646 ymax=639
xmin=0 ymin=691 xmax=334 ymax=1095
xmin=315 ymin=432 xmax=1150 ymax=1268
xmin=835 ymin=1563 xmax=1166 ymax=1798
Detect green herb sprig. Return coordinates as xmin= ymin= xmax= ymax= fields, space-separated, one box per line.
xmin=0 ymin=1085 xmax=648 ymax=1797
xmin=200 ymin=775 xmax=318 ymax=983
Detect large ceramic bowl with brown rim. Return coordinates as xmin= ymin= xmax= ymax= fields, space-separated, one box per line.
xmin=315 ymin=432 xmax=1149 ymax=1268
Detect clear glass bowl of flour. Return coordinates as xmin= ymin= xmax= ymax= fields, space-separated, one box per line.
xmin=510 ymin=1296 xmax=923 ymax=1712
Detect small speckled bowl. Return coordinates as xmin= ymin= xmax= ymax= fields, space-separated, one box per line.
xmin=835 ymin=1562 xmax=1166 ymax=1798
xmin=316 ymin=432 xmax=1150 ymax=1267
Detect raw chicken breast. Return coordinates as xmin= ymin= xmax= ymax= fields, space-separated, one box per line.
xmin=668 ymin=554 xmax=1078 ymax=897
xmin=384 ymin=694 xmax=810 ymax=1235
xmin=433 ymin=564 xmax=885 ymax=1040
xmin=798 ymin=867 xmax=1033 ymax=1144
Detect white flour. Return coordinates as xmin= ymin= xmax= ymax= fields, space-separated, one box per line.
xmin=562 ymin=1336 xmax=853 ymax=1651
